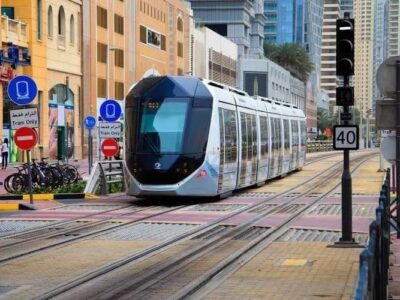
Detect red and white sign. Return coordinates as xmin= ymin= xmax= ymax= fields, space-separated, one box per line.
xmin=14 ymin=127 xmax=38 ymax=150
xmin=101 ymin=138 xmax=119 ymax=157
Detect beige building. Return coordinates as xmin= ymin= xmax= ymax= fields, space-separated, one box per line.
xmin=354 ymin=0 xmax=374 ymax=118
xmin=388 ymin=0 xmax=400 ymax=57
xmin=320 ymin=0 xmax=340 ymax=110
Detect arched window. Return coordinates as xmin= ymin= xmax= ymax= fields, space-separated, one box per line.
xmin=48 ymin=6 xmax=53 ymax=37
xmin=177 ymin=17 xmax=183 ymax=32
xmin=58 ymin=6 xmax=65 ymax=36
xmin=70 ymin=15 xmax=75 ymax=44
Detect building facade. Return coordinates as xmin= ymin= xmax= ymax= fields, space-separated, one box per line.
xmin=354 ymin=0 xmax=375 ymax=119
xmin=187 ymin=0 xmax=265 ymax=59
xmin=388 ymin=0 xmax=400 ymax=57
xmin=340 ymin=0 xmax=353 ymax=17
xmin=190 ymin=25 xmax=238 ymax=87
xmin=320 ymin=0 xmax=340 ymax=110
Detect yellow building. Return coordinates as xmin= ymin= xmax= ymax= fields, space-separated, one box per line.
xmin=0 ymin=0 xmax=83 ymax=162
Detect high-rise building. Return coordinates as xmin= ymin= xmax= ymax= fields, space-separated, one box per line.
xmin=263 ymin=0 xmax=304 ymax=45
xmin=373 ymin=0 xmax=388 ymax=104
xmin=187 ymin=0 xmax=266 ymax=59
xmin=354 ymin=0 xmax=375 ymax=119
xmin=388 ymin=0 xmax=400 ymax=57
xmin=320 ymin=0 xmax=340 ymax=110
xmin=340 ymin=0 xmax=353 ymax=17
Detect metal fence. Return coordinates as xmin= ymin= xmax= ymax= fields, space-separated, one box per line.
xmin=306 ymin=141 xmax=333 ymax=153
xmin=354 ymin=169 xmax=391 ymax=300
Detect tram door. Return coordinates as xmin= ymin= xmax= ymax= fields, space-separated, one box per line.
xmin=290 ymin=119 xmax=299 ymax=170
xmin=217 ymin=107 xmax=238 ymax=193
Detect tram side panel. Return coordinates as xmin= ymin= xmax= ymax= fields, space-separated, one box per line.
xmin=256 ymin=112 xmax=270 ymax=183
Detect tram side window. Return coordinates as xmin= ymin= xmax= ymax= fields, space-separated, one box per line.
xmin=247 ymin=114 xmax=253 ymax=161
xmin=270 ymin=118 xmax=276 ymax=159
xmin=300 ymin=121 xmax=306 ymax=148
xmin=283 ymin=119 xmax=290 ymax=154
xmin=260 ymin=116 xmax=269 ymax=160
xmin=276 ymin=118 xmax=282 ymax=154
xmin=218 ymin=108 xmax=225 ymax=165
xmin=240 ymin=113 xmax=247 ymax=161
xmin=223 ymin=109 xmax=237 ymax=163
xmin=251 ymin=114 xmax=257 ymax=160
xmin=291 ymin=120 xmax=298 ymax=147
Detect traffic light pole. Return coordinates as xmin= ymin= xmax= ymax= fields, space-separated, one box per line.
xmin=341 ymin=76 xmax=353 ymax=243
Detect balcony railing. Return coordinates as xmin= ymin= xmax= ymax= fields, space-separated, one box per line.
xmin=1 ymin=15 xmax=28 ymax=46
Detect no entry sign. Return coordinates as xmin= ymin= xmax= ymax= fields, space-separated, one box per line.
xmin=101 ymin=138 xmax=119 ymax=157
xmin=14 ymin=127 xmax=38 ymax=150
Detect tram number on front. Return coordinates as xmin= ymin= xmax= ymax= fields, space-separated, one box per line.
xmin=333 ymin=125 xmax=359 ymax=150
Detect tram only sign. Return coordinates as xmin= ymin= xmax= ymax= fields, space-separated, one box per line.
xmin=14 ymin=127 xmax=38 ymax=150
xmin=101 ymin=138 xmax=119 ymax=157
xmin=333 ymin=125 xmax=359 ymax=150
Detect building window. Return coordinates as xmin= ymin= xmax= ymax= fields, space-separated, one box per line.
xmin=37 ymin=0 xmax=42 ymax=40
xmin=115 ymin=82 xmax=124 ymax=100
xmin=114 ymin=14 xmax=124 ymax=34
xmin=48 ymin=6 xmax=53 ymax=38
xmin=97 ymin=42 xmax=107 ymax=63
xmin=161 ymin=35 xmax=166 ymax=50
xmin=177 ymin=17 xmax=183 ymax=31
xmin=97 ymin=78 xmax=106 ymax=98
xmin=97 ymin=6 xmax=107 ymax=28
xmin=177 ymin=68 xmax=183 ymax=75
xmin=177 ymin=42 xmax=183 ymax=57
xmin=114 ymin=49 xmax=124 ymax=67
xmin=147 ymin=28 xmax=161 ymax=48
xmin=70 ymin=15 xmax=75 ymax=44
xmin=140 ymin=25 xmax=146 ymax=43
xmin=58 ymin=6 xmax=65 ymax=36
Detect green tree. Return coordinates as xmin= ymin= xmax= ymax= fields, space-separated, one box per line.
xmin=263 ymin=42 xmax=314 ymax=82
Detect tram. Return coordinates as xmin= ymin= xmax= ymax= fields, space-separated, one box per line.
xmin=124 ymin=76 xmax=306 ymax=198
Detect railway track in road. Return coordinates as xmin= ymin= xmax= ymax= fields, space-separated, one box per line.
xmin=34 ymin=151 xmax=377 ymax=300
xmin=0 ymin=149 xmax=351 ymax=266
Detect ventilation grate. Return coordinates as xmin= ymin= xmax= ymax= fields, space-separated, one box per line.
xmin=274 ymin=204 xmax=305 ymax=214
xmin=184 ymin=204 xmax=247 ymax=212
xmin=308 ymin=204 xmax=376 ymax=217
xmin=94 ymin=222 xmax=199 ymax=241
xmin=0 ymin=220 xmax=55 ymax=238
xmin=278 ymin=228 xmax=368 ymax=244
xmin=235 ymin=192 xmax=275 ymax=198
xmin=233 ymin=226 xmax=270 ymax=240
xmin=192 ymin=225 xmax=234 ymax=240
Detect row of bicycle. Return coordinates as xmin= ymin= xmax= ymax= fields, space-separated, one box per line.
xmin=4 ymin=158 xmax=81 ymax=193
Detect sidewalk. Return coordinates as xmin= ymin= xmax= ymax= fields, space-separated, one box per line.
xmin=0 ymin=158 xmax=92 ymax=195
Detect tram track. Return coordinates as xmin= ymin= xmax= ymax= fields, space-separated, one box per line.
xmin=34 ymin=151 xmax=377 ymax=300
xmin=0 ymin=149 xmax=350 ymax=266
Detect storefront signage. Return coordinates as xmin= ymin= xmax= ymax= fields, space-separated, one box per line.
xmin=99 ymin=122 xmax=121 ymax=138
xmin=10 ymin=107 xmax=39 ymax=129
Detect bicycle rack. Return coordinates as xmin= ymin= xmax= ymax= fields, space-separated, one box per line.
xmin=84 ymin=160 xmax=126 ymax=196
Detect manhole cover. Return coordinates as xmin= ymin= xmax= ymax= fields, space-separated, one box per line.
xmin=94 ymin=222 xmax=199 ymax=241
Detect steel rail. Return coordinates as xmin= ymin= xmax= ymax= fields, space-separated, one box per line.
xmin=34 ymin=151 xmax=376 ymax=300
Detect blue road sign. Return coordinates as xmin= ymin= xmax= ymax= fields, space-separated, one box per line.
xmin=84 ymin=116 xmax=96 ymax=129
xmin=100 ymin=99 xmax=121 ymax=122
xmin=7 ymin=75 xmax=38 ymax=105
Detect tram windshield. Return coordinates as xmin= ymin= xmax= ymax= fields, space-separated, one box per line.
xmin=138 ymin=98 xmax=189 ymax=154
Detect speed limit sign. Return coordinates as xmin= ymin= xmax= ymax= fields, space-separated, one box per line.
xmin=333 ymin=125 xmax=359 ymax=150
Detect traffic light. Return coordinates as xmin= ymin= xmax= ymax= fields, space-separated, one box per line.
xmin=336 ymin=18 xmax=354 ymax=76
xmin=336 ymin=86 xmax=354 ymax=106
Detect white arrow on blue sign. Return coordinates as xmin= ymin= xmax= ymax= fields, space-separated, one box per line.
xmin=100 ymin=99 xmax=122 ymax=122
xmin=7 ymin=75 xmax=38 ymax=105
xmin=84 ymin=116 xmax=96 ymax=129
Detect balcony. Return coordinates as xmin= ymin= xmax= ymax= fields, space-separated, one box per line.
xmin=1 ymin=15 xmax=28 ymax=47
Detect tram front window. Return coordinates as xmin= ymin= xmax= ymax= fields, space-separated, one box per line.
xmin=138 ymin=98 xmax=189 ymax=154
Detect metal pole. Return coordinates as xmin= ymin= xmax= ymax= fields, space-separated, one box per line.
xmin=66 ymin=121 xmax=69 ymax=164
xmin=27 ymin=150 xmax=33 ymax=205
xmin=341 ymin=76 xmax=353 ymax=242
xmin=396 ymin=60 xmax=400 ymax=237
xmin=88 ymin=128 xmax=92 ymax=175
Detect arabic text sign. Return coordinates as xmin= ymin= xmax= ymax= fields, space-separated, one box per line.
xmin=99 ymin=122 xmax=122 ymax=138
xmin=10 ymin=108 xmax=39 ymax=129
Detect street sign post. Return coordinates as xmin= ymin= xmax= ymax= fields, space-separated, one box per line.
xmin=84 ymin=116 xmax=96 ymax=175
xmin=7 ymin=75 xmax=38 ymax=105
xmin=333 ymin=125 xmax=359 ymax=150
xmin=101 ymin=138 xmax=119 ymax=157
xmin=14 ymin=127 xmax=38 ymax=204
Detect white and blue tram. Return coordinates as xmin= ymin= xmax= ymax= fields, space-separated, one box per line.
xmin=124 ymin=76 xmax=306 ymax=198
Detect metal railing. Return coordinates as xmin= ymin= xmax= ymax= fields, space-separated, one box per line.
xmin=306 ymin=141 xmax=333 ymax=153
xmin=355 ymin=169 xmax=391 ymax=300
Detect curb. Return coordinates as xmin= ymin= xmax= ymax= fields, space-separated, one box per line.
xmin=0 ymin=203 xmax=36 ymax=211
xmin=0 ymin=193 xmax=98 ymax=201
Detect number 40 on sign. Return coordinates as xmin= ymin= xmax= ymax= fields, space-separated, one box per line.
xmin=333 ymin=125 xmax=359 ymax=150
